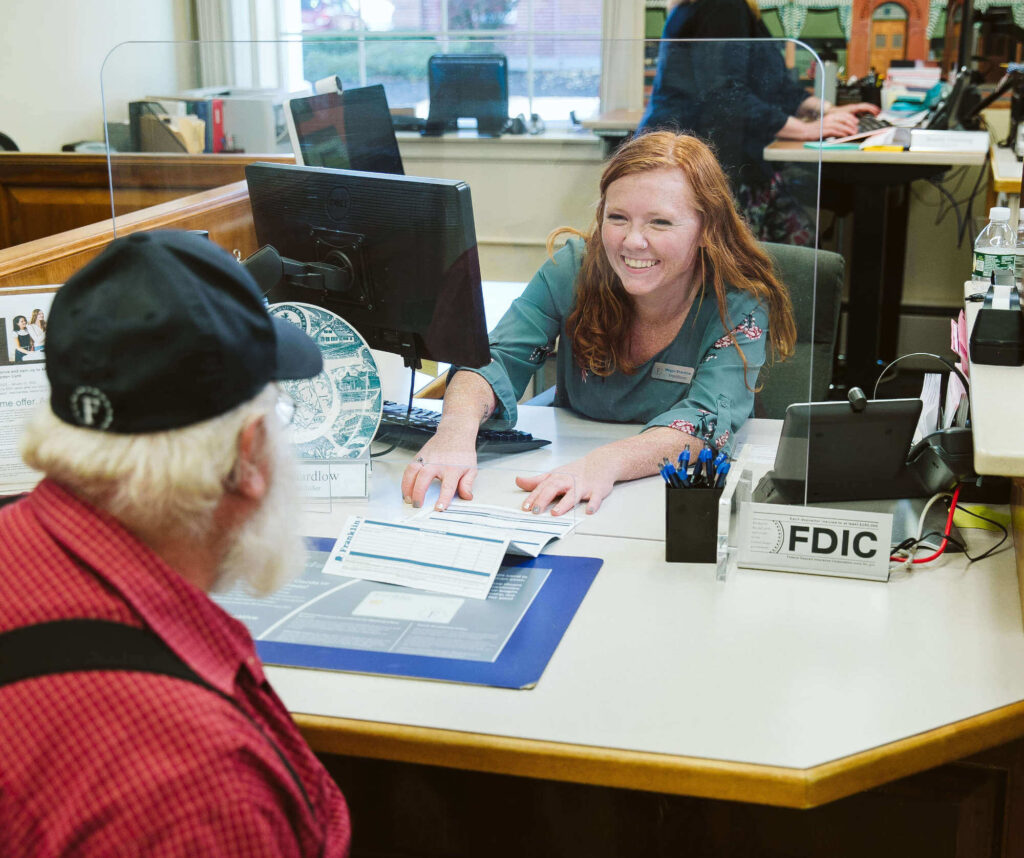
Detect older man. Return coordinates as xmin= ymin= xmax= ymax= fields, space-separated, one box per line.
xmin=0 ymin=231 xmax=350 ymax=856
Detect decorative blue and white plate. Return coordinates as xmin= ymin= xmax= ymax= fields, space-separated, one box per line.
xmin=268 ymin=302 xmax=382 ymax=460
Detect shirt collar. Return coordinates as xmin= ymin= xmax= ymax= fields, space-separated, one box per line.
xmin=28 ymin=479 xmax=267 ymax=693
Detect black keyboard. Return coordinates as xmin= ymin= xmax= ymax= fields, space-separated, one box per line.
xmin=375 ymin=401 xmax=552 ymax=454
xmin=857 ymin=114 xmax=892 ymax=134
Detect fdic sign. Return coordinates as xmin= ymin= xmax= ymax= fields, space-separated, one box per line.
xmin=737 ymin=502 xmax=893 ymax=581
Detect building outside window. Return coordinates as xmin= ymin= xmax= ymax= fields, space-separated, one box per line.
xmin=289 ymin=0 xmax=603 ymax=122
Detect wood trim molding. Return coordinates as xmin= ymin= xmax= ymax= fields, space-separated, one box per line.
xmin=294 ymin=696 xmax=1024 ymax=809
xmin=0 ymin=181 xmax=256 ymax=288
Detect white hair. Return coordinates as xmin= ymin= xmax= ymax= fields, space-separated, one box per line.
xmin=20 ymin=386 xmax=278 ymax=544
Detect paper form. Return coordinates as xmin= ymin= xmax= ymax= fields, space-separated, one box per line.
xmin=323 ymin=516 xmax=511 ymax=599
xmin=415 ymin=501 xmax=582 ymax=557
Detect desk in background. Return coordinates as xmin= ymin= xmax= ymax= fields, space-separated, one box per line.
xmin=763 ymin=141 xmax=986 ymax=391
xmin=581 ymin=109 xmax=643 ymax=154
xmin=991 ymin=142 xmax=1023 ymax=222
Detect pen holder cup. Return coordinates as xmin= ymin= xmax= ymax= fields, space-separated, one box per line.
xmin=665 ymin=484 xmax=724 ymax=564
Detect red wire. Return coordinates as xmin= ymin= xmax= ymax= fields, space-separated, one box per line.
xmin=890 ymin=485 xmax=961 ymax=564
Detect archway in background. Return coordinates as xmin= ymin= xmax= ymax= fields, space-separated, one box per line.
xmin=849 ymin=0 xmax=929 ymax=77
xmin=869 ymin=2 xmax=909 ymax=74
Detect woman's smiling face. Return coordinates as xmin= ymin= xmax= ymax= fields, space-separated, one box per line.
xmin=600 ymin=167 xmax=703 ymax=309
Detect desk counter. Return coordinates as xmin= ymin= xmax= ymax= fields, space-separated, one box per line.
xmin=764 ymin=139 xmax=988 ymax=168
xmin=275 ymin=406 xmax=1021 ymax=810
xmin=965 ymin=283 xmax=1024 ymax=478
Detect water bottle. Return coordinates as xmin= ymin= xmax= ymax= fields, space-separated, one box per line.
xmin=973 ymin=206 xmax=1016 ymax=281
xmin=1015 ymin=213 xmax=1024 ymax=284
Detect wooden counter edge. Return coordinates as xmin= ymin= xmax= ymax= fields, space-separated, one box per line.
xmin=0 ymin=181 xmax=254 ymax=287
xmin=293 ymin=695 xmax=1024 ymax=809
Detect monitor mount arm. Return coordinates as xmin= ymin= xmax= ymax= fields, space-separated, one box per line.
xmin=241 ymin=244 xmax=425 ymax=372
xmin=961 ymin=64 xmax=1024 ymax=144
xmin=242 ymin=244 xmax=352 ymax=295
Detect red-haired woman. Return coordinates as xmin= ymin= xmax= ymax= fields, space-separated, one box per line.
xmin=402 ymin=132 xmax=796 ymax=517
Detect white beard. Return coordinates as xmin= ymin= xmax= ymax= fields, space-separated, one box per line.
xmin=213 ymin=420 xmax=304 ymax=598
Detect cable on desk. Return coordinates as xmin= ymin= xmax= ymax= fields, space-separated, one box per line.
xmin=369 ymin=367 xmax=417 ymax=459
xmin=910 ymin=148 xmax=991 ymax=248
xmin=956 ymin=149 xmax=992 ymax=248
xmin=872 ymin=352 xmax=970 ymax=400
xmin=890 ymin=485 xmax=961 ymax=565
xmin=948 ymin=503 xmax=1010 ymax=562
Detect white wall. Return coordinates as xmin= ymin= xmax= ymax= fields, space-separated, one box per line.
xmin=0 ymin=0 xmax=193 ymax=152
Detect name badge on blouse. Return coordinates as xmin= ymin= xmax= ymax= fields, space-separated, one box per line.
xmin=652 ymin=362 xmax=694 ymax=384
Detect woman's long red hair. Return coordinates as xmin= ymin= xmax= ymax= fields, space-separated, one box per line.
xmin=556 ymin=131 xmax=796 ymax=380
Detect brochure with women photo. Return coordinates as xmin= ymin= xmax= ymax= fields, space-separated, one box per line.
xmin=0 ymin=288 xmax=56 ymax=496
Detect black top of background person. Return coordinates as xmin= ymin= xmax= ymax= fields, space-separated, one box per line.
xmin=638 ymin=0 xmax=807 ymax=188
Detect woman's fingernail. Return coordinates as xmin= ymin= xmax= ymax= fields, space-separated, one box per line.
xmin=435 ymin=502 xmax=446 ymax=511
xmin=403 ymin=495 xmax=412 ymax=504
xmin=532 ymin=505 xmax=540 ymax=514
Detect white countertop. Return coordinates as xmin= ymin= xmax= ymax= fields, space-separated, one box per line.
xmin=277 ymin=405 xmax=1018 ymax=772
xmin=964 ymin=281 xmax=1024 ymax=476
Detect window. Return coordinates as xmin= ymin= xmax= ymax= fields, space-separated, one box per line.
xmin=288 ymin=1 xmax=603 ymax=122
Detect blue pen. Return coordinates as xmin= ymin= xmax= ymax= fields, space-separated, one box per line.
xmin=676 ymin=448 xmax=691 ymax=475
xmin=660 ymin=464 xmax=681 ymax=489
xmin=714 ymin=461 xmax=731 ymax=488
xmin=666 ymin=462 xmax=686 ymax=489
xmin=694 ymin=448 xmax=713 ymax=487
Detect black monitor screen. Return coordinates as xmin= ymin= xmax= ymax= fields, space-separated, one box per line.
xmin=245 ymin=161 xmax=490 ymax=369
xmin=923 ymin=68 xmax=970 ymax=130
xmin=426 ymin=54 xmax=509 ymax=136
xmin=286 ymin=84 xmax=404 ymax=174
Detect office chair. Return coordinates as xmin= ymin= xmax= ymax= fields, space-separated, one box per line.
xmin=754 ymin=242 xmax=844 ymax=419
xmin=420 ymin=243 xmax=843 ymax=417
xmin=0 ymin=132 xmax=18 ymax=151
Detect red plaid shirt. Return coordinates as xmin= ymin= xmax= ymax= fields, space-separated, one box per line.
xmin=0 ymin=480 xmax=350 ymax=857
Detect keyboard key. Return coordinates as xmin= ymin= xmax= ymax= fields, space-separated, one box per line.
xmin=375 ymin=401 xmax=551 ymax=454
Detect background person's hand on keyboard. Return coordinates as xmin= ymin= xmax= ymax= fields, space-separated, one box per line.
xmin=856 ymin=113 xmax=893 ymax=134
xmin=778 ymin=100 xmax=881 ymax=141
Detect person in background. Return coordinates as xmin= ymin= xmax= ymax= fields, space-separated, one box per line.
xmin=27 ymin=308 xmax=46 ymax=353
xmin=402 ymin=131 xmax=796 ymax=516
xmin=11 ymin=315 xmax=33 ymax=362
xmin=638 ymin=0 xmax=879 ymax=244
xmin=0 ymin=231 xmax=351 ymax=857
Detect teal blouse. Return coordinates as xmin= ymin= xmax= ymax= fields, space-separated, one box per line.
xmin=461 ymin=237 xmax=769 ymax=452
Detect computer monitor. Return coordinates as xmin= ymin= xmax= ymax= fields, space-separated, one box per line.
xmin=922 ymin=67 xmax=971 ymax=131
xmin=752 ymin=398 xmax=926 ymax=504
xmin=426 ymin=54 xmax=509 ymax=137
xmin=284 ymin=84 xmax=404 ymax=174
xmin=244 ymin=161 xmax=490 ymax=370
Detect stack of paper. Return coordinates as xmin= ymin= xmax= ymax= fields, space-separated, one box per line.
xmin=323 ymin=502 xmax=583 ymax=599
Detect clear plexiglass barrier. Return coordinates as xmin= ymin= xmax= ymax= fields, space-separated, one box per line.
xmin=99 ymin=37 xmax=861 ymax=576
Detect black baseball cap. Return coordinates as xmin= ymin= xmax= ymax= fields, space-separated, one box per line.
xmin=47 ymin=230 xmax=322 ymax=433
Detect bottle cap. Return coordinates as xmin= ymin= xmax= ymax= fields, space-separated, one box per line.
xmin=990 ymin=206 xmax=1011 ymax=222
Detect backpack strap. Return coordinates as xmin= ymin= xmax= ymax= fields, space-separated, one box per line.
xmin=0 ymin=618 xmax=202 ymax=687
xmin=0 ymin=618 xmax=317 ymax=825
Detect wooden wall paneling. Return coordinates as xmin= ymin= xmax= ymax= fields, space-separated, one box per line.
xmin=0 ymin=181 xmax=257 ymax=289
xmin=0 ymin=153 xmax=291 ymax=249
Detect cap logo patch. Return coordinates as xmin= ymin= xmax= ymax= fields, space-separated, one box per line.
xmin=70 ymin=386 xmax=113 ymax=430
